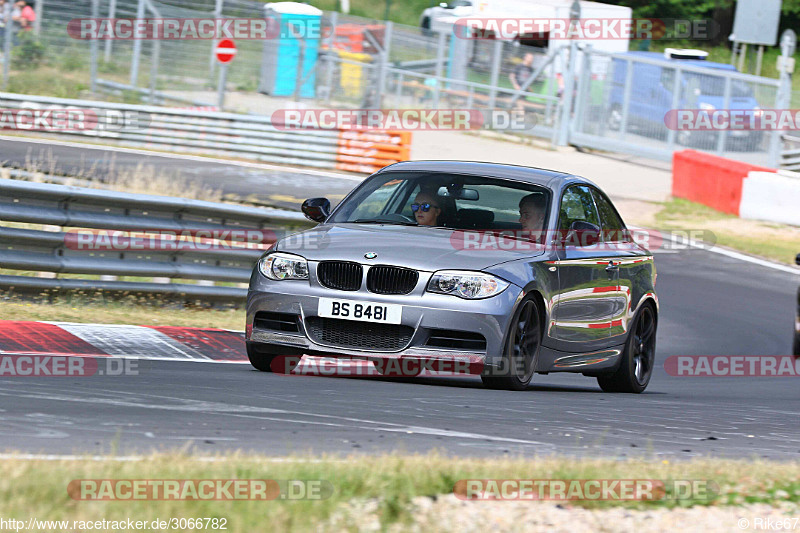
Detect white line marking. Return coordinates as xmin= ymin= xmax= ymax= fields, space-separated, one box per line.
xmin=631 ymin=226 xmax=800 ymax=276
xmin=0 ymin=134 xmax=364 ymax=181
xmin=0 ymin=387 xmax=550 ymax=448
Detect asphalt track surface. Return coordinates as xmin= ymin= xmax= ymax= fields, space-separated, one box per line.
xmin=1 ymin=139 xmax=799 ymax=459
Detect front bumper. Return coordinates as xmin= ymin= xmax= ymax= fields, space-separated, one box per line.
xmin=246 ymin=271 xmax=523 ymax=370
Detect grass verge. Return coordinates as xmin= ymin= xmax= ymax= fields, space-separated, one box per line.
xmin=653 ymin=198 xmax=800 ymax=265
xmin=0 ymin=453 xmax=798 ymax=532
xmin=1 ymin=299 xmax=244 ymax=330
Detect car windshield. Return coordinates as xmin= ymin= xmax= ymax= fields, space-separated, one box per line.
xmin=328 ymin=172 xmax=551 ymax=232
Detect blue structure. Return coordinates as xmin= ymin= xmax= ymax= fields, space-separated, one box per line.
xmin=259 ymin=2 xmax=322 ymax=98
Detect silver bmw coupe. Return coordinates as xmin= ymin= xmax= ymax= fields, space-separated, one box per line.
xmin=246 ymin=161 xmax=658 ymax=393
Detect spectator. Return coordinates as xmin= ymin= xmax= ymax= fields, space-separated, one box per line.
xmin=510 ymin=52 xmax=534 ymax=92
xmin=12 ymin=0 xmax=34 ymax=32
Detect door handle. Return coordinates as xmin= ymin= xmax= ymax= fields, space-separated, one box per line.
xmin=605 ymin=261 xmax=619 ymax=272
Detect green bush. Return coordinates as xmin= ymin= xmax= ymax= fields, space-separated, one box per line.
xmin=11 ymin=32 xmax=46 ymax=70
xmin=59 ymin=49 xmax=87 ymax=72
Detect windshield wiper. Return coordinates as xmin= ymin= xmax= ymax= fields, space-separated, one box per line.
xmin=352 ymin=218 xmax=418 ymax=226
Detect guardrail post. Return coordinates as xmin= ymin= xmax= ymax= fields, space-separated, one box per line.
xmin=770 ymin=52 xmax=793 ymax=168
xmin=556 ymin=40 xmax=578 ymax=146
xmin=1 ymin=2 xmax=11 ymax=90
xmin=433 ymin=30 xmax=447 ymax=109
xmin=666 ymin=67 xmax=682 ymax=150
xmin=90 ymin=0 xmax=99 ymax=95
xmin=323 ymin=11 xmax=337 ymax=104
xmin=148 ymin=39 xmax=160 ymax=104
xmin=209 ymin=0 xmax=224 ymax=79
xmin=130 ymin=0 xmax=145 ymax=86
xmin=487 ymin=40 xmax=502 ymax=110
xmin=376 ymin=21 xmax=393 ymax=108
xmin=33 ymin=0 xmax=43 ymax=36
xmin=618 ymin=58 xmax=634 ymax=141
xmin=715 ymin=76 xmax=732 ymax=155
xmin=573 ymin=44 xmax=592 ymax=134
xmin=104 ymin=0 xmax=117 ymax=63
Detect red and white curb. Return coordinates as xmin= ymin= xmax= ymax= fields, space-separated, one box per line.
xmin=0 ymin=321 xmax=248 ymax=363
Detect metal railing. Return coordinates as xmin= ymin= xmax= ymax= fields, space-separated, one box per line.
xmin=0 ymin=92 xmax=412 ymax=174
xmin=781 ymin=134 xmax=800 ymax=171
xmin=0 ymin=177 xmax=314 ymax=304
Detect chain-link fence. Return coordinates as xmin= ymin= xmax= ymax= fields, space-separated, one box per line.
xmin=569 ymin=47 xmax=785 ymax=167
xmin=2 ymin=1 xmax=794 ymax=167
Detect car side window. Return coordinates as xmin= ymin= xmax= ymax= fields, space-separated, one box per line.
xmin=558 ymin=185 xmax=599 ymax=232
xmin=591 ymin=188 xmax=629 ymax=242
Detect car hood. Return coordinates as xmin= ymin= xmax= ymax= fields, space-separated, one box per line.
xmin=276 ymin=223 xmax=545 ymax=273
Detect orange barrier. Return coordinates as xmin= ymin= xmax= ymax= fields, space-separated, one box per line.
xmin=672 ymin=150 xmax=774 ymax=215
xmin=328 ymin=24 xmax=385 ymax=54
xmin=334 ymin=130 xmax=412 ymax=173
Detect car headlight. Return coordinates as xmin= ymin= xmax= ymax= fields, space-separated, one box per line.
xmin=427 ymin=270 xmax=509 ymax=299
xmin=258 ymin=252 xmax=309 ymax=280
xmin=753 ymin=106 xmax=763 ymax=117
xmin=698 ymin=102 xmax=715 ymax=111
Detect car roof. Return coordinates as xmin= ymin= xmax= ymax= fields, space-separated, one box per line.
xmin=376 ymin=160 xmax=596 ymax=191
xmin=617 ymin=51 xmax=736 ymax=71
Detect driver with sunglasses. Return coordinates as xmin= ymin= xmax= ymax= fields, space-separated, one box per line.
xmin=411 ymin=191 xmax=442 ymax=226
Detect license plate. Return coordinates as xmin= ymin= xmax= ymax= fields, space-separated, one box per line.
xmin=318 ymin=298 xmax=402 ymax=324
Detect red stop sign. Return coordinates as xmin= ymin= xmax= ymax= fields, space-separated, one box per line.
xmin=215 ymin=39 xmax=237 ymax=64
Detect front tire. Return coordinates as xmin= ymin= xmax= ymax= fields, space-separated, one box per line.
xmin=246 ymin=342 xmax=301 ymax=373
xmin=597 ymin=303 xmax=656 ymax=393
xmin=482 ymin=295 xmax=542 ymax=391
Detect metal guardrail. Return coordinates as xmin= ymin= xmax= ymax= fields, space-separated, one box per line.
xmin=0 ymin=177 xmax=314 ymax=304
xmin=781 ymin=134 xmax=800 ymax=171
xmin=0 ymin=92 xmax=412 ymax=174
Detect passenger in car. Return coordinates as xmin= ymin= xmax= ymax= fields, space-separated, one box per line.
xmin=519 ymin=193 xmax=547 ymax=242
xmin=412 ymin=190 xmax=443 ymax=226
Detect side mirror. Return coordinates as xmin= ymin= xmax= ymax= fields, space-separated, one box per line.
xmin=563 ymin=220 xmax=601 ymax=247
xmin=301 ymin=197 xmax=330 ymax=223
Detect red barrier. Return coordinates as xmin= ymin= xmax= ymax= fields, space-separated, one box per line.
xmin=672 ymin=150 xmax=774 ymax=215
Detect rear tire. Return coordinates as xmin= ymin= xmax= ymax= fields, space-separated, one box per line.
xmin=246 ymin=342 xmax=301 ymax=373
xmin=482 ymin=295 xmax=542 ymax=391
xmin=597 ymin=303 xmax=657 ymax=393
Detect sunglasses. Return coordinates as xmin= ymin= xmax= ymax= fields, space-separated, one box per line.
xmin=411 ymin=203 xmax=438 ymax=212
